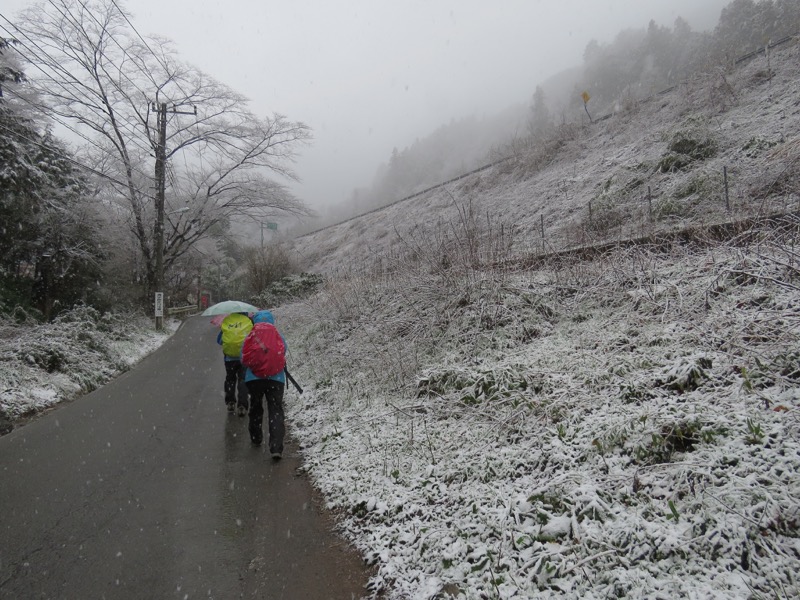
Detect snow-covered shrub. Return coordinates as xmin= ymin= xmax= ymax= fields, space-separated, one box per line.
xmin=740 ymin=135 xmax=779 ymax=159
xmin=418 ymin=364 xmax=544 ymax=407
xmin=657 ymin=354 xmax=713 ymax=393
xmin=630 ymin=419 xmax=712 ymax=466
xmin=657 ymin=120 xmax=718 ymax=173
xmin=280 ymin=220 xmax=800 ymax=599
xmin=251 ymin=272 xmax=324 ymax=309
xmin=0 ymin=306 xmax=174 ymax=420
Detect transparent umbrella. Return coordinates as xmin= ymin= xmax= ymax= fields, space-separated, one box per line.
xmin=201 ymin=300 xmax=260 ymax=316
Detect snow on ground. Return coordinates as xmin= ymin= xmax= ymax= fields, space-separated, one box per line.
xmin=271 ymin=40 xmax=800 ymax=599
xmin=291 ymin=39 xmax=800 ymax=275
xmin=0 ymin=306 xmax=178 ymax=422
xmin=278 ymin=233 xmax=800 ymax=599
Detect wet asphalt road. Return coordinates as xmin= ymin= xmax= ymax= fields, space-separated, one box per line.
xmin=0 ymin=316 xmax=368 ymax=599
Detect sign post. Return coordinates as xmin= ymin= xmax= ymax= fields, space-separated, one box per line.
xmin=260 ymin=221 xmax=279 ymax=248
xmin=581 ymin=90 xmax=593 ymax=123
xmin=154 ymin=292 xmax=164 ymax=330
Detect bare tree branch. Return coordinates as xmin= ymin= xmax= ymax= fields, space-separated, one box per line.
xmin=12 ymin=0 xmax=313 ymax=299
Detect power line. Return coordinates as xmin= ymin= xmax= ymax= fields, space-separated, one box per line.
xmin=108 ymin=0 xmax=194 ymax=104
xmin=0 ymin=9 xmax=166 ymax=191
xmin=45 ymin=0 xmax=153 ymax=97
xmin=3 ymin=87 xmax=156 ymax=192
xmin=7 ymin=2 xmax=205 ymax=208
xmin=0 ymin=14 xmax=156 ymax=160
xmin=70 ymin=0 xmax=156 ymax=84
xmin=40 ymin=2 xmax=161 ymax=153
xmin=0 ymin=13 xmax=118 ymax=107
xmin=0 ymin=16 xmax=107 ymax=112
xmin=0 ymin=120 xmax=137 ymax=192
xmin=52 ymin=0 xmax=162 ymax=116
xmin=8 ymin=2 xmax=201 ymax=205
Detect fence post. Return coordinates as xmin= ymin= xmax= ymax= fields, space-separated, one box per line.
xmin=540 ymin=214 xmax=545 ymax=252
xmin=723 ymin=166 xmax=730 ymax=212
xmin=647 ymin=186 xmax=653 ymax=222
xmin=588 ymin=200 xmax=593 ymax=228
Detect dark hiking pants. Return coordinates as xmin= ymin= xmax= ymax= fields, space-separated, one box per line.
xmin=246 ymin=379 xmax=285 ymax=455
xmin=224 ymin=359 xmax=249 ymax=410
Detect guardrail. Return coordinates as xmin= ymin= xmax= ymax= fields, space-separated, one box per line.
xmin=167 ymin=305 xmax=199 ymax=319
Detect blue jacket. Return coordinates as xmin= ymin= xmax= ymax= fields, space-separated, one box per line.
xmin=242 ymin=310 xmax=286 ymax=384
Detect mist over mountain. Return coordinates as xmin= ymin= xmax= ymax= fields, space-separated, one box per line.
xmin=296 ymin=0 xmax=799 ymax=236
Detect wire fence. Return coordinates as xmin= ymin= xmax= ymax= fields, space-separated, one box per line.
xmin=325 ymin=137 xmax=798 ymax=281
xmin=298 ymin=33 xmax=798 ymax=246
xmin=306 ymin=33 xmax=800 ymax=282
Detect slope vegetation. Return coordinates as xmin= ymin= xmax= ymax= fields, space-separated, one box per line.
xmin=292 ymin=40 xmax=798 ymax=276
xmin=276 ymin=42 xmax=800 ymax=598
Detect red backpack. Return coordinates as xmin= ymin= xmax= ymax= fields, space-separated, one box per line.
xmin=241 ymin=322 xmax=286 ymax=377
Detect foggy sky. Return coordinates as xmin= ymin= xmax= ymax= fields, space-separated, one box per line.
xmin=4 ymin=0 xmax=732 ymax=211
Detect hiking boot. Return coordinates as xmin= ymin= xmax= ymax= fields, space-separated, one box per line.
xmin=251 ymin=435 xmax=263 ymax=446
xmin=226 ymin=402 xmax=235 ymax=413
xmin=270 ymin=452 xmax=282 ymax=460
xmin=237 ymin=405 xmax=247 ymax=417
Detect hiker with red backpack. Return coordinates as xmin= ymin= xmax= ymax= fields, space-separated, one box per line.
xmin=241 ymin=310 xmax=288 ymax=459
xmin=216 ymin=312 xmax=253 ymax=416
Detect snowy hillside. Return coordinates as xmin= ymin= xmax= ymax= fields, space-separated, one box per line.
xmin=290 ymin=40 xmax=799 ymax=277
xmin=2 ymin=34 xmax=799 ymax=600
xmin=275 ymin=40 xmax=800 ymax=599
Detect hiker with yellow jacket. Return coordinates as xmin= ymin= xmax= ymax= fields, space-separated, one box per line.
xmin=216 ymin=312 xmax=253 ymax=416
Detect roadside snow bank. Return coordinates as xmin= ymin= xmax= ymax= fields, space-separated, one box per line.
xmin=0 ymin=305 xmax=177 ymax=423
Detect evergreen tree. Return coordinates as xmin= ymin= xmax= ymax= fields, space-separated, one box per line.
xmin=0 ymin=106 xmax=104 ymax=318
xmin=528 ymin=85 xmax=552 ymax=139
xmin=0 ymin=37 xmax=26 ymax=98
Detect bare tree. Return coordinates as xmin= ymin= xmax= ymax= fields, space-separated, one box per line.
xmin=242 ymin=243 xmax=295 ymax=296
xmin=9 ymin=0 xmax=312 ymax=300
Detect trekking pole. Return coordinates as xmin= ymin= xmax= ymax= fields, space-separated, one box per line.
xmin=284 ymin=368 xmax=303 ymax=394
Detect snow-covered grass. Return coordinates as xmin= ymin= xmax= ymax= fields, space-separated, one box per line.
xmin=269 ymin=45 xmax=800 ymax=597
xmin=0 ymin=305 xmax=177 ymax=424
xmin=2 ymin=37 xmax=799 ymax=600
xmin=278 ymin=222 xmax=800 ymax=598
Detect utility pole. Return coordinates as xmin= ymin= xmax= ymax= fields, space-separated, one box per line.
xmin=152 ymin=101 xmax=196 ymax=330
xmin=154 ymin=102 xmax=167 ymax=331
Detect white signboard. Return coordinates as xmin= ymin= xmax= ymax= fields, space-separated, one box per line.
xmin=154 ymin=292 xmax=164 ymax=317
